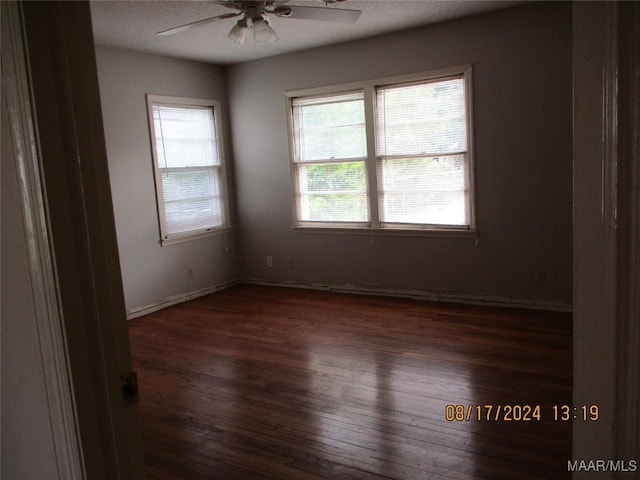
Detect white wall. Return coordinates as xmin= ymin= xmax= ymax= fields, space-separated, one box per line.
xmin=95 ymin=46 xmax=241 ymax=313
xmin=226 ymin=2 xmax=573 ymax=306
xmin=1 ymin=91 xmax=58 ymax=480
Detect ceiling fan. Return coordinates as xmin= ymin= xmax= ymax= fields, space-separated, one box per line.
xmin=157 ymin=0 xmax=362 ymax=44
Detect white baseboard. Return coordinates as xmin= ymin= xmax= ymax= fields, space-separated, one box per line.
xmin=127 ymin=277 xmax=572 ymax=319
xmin=126 ymin=279 xmax=242 ymax=320
xmin=243 ymin=278 xmax=573 ymax=312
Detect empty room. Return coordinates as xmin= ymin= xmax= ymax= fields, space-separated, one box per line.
xmin=3 ymin=1 xmax=638 ymax=480
xmin=95 ymin=1 xmax=574 ymax=477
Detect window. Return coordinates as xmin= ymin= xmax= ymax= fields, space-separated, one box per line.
xmin=287 ymin=66 xmax=474 ymax=233
xmin=147 ymin=95 xmax=229 ymax=244
xmin=290 ymin=91 xmax=368 ymax=223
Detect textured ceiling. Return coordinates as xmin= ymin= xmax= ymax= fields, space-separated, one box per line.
xmin=91 ymin=0 xmax=526 ymax=65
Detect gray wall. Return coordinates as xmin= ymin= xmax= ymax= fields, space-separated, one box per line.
xmin=1 ymin=94 xmax=58 ymax=479
xmin=226 ymin=2 xmax=573 ymax=305
xmin=95 ymin=46 xmax=241 ymax=313
xmin=96 ymin=2 xmax=573 ymax=311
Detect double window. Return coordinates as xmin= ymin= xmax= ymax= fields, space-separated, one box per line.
xmin=147 ymin=95 xmax=229 ymax=244
xmin=287 ymin=66 xmax=474 ymax=233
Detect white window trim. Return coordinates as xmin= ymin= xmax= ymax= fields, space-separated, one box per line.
xmin=285 ymin=65 xmax=476 ymax=236
xmin=146 ymin=94 xmax=231 ymax=246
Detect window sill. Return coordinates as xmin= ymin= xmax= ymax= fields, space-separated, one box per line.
xmin=160 ymin=226 xmax=232 ymax=246
xmin=292 ymin=225 xmax=477 ymax=238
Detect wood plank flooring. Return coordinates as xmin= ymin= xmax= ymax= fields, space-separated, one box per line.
xmin=128 ymin=285 xmax=572 ymax=480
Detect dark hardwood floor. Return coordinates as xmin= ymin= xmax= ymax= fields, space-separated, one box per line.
xmin=129 ymin=285 xmax=572 ymax=480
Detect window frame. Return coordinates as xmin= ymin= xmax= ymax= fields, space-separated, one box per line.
xmin=289 ymin=90 xmax=370 ymax=226
xmin=146 ymin=94 xmax=231 ymax=246
xmin=285 ymin=65 xmax=476 ymax=236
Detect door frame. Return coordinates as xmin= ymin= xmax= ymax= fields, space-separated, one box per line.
xmin=572 ymin=1 xmax=640 ymax=474
xmin=4 ymin=1 xmax=144 ymax=478
xmin=2 ymin=2 xmax=84 ymax=477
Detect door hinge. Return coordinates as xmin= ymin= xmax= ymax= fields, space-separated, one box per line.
xmin=121 ymin=371 xmax=139 ymax=405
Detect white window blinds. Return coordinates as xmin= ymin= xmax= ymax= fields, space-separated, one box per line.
xmin=286 ymin=67 xmax=474 ymax=231
xmin=291 ymin=91 xmax=369 ymax=223
xmin=376 ymin=77 xmax=470 ymax=227
xmin=150 ymin=101 xmax=227 ymax=240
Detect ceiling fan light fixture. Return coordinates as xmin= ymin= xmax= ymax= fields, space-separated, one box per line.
xmin=227 ymin=19 xmax=248 ymax=44
xmin=251 ymin=15 xmax=278 ymax=43
xmin=157 ymin=1 xmax=362 ymax=45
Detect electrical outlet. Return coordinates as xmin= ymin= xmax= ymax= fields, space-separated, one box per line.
xmin=187 ymin=268 xmax=195 ymax=280
xmin=266 ymin=256 xmax=273 ymax=268
xmin=286 ymin=257 xmax=294 ymax=269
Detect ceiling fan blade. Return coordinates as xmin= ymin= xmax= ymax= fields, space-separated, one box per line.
xmin=157 ymin=12 xmax=240 ymax=36
xmin=273 ymin=5 xmax=361 ymax=23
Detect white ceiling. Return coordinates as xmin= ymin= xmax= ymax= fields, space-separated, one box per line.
xmin=90 ymin=0 xmax=526 ymax=65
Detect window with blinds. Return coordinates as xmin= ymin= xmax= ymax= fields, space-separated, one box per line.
xmin=147 ymin=96 xmax=229 ymax=243
xmin=287 ymin=66 xmax=474 ymax=232
xmin=376 ymin=77 xmax=469 ymax=226
xmin=290 ymin=91 xmax=368 ymax=223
